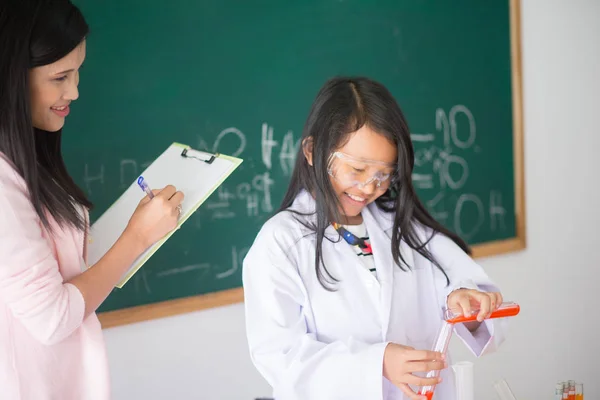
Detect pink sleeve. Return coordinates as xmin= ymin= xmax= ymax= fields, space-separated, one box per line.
xmin=0 ymin=164 xmax=85 ymax=345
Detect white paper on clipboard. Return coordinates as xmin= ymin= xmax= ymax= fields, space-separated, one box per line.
xmin=86 ymin=142 xmax=242 ymax=288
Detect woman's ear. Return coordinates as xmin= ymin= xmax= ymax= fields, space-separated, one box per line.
xmin=302 ymin=137 xmax=314 ymax=166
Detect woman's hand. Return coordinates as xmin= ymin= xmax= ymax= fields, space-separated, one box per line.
xmin=123 ymin=185 xmax=184 ymax=251
xmin=447 ymin=288 xmax=503 ymax=322
xmin=383 ymin=343 xmax=446 ymax=399
xmin=69 ymin=185 xmax=184 ymax=318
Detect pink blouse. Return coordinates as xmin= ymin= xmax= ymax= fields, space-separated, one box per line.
xmin=0 ymin=154 xmax=110 ymax=399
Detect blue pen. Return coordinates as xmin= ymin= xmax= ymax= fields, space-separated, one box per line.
xmin=137 ymin=176 xmax=154 ymax=199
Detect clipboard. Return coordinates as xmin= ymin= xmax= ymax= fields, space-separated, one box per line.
xmin=87 ymin=142 xmax=243 ymax=288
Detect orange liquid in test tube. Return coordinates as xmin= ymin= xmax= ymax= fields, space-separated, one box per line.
xmin=575 ymin=383 xmax=583 ymax=400
xmin=445 ymin=302 xmax=520 ymax=324
xmin=568 ymin=380 xmax=576 ymax=400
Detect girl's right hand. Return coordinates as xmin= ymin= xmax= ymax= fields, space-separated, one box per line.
xmin=123 ymin=185 xmax=184 ymax=251
xmin=382 ymin=343 xmax=446 ymax=399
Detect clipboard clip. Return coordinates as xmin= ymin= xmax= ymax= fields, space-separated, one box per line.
xmin=181 ymin=148 xmax=218 ymax=164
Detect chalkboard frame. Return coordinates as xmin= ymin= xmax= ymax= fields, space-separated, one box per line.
xmin=98 ymin=0 xmax=525 ymax=329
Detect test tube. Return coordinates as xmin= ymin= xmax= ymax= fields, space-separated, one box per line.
xmin=417 ymin=320 xmax=453 ymax=399
xmin=568 ymin=380 xmax=576 ymax=400
xmin=417 ymin=302 xmax=521 ymax=399
xmin=443 ymin=301 xmax=520 ymax=324
xmin=562 ymin=382 xmax=568 ymax=400
xmin=575 ymin=383 xmax=583 ymax=400
xmin=555 ymin=383 xmax=565 ymax=400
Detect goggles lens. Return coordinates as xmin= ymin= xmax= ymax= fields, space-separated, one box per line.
xmin=327 ymin=152 xmax=397 ymax=189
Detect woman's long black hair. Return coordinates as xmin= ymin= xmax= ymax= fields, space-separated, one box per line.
xmin=279 ymin=76 xmax=471 ymax=289
xmin=0 ymin=0 xmax=92 ymax=231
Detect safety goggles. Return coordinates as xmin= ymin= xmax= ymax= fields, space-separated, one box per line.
xmin=327 ymin=151 xmax=398 ymax=189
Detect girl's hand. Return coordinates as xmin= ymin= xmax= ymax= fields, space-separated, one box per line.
xmin=447 ymin=288 xmax=503 ymax=322
xmin=382 ymin=343 xmax=446 ymax=399
xmin=124 ymin=185 xmax=184 ymax=251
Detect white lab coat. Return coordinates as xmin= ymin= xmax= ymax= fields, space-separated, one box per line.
xmin=243 ymin=190 xmax=506 ymax=400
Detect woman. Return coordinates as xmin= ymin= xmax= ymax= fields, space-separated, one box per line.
xmin=0 ymin=1 xmax=183 ymax=398
xmin=242 ymin=77 xmax=507 ymax=399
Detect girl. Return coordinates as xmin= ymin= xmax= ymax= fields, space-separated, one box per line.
xmin=242 ymin=77 xmax=506 ymax=400
xmin=0 ymin=1 xmax=183 ymax=398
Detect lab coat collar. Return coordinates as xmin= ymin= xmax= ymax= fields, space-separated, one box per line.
xmin=289 ymin=189 xmax=402 ymax=244
xmin=289 ymin=189 xmax=316 ymax=214
xmin=366 ymin=200 xmax=396 ymax=232
xmin=289 ymin=190 xmax=342 ymax=239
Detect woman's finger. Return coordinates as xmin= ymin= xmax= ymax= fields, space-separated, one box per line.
xmin=157 ymin=185 xmax=177 ymax=200
xmin=139 ymin=189 xmax=161 ymax=205
xmin=168 ymin=190 xmax=185 ymax=205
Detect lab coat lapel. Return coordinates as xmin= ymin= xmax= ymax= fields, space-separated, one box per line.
xmin=362 ymin=206 xmax=394 ymax=340
xmin=393 ymin=236 xmax=417 ymax=344
xmin=364 ymin=204 xmax=416 ymax=343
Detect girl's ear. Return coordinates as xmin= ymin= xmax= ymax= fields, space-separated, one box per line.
xmin=302 ymin=137 xmax=314 ymax=166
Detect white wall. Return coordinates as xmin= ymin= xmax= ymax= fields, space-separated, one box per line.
xmin=104 ymin=1 xmax=600 ymax=398
xmin=446 ymin=0 xmax=600 ymax=397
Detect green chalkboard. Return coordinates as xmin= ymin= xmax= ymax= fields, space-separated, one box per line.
xmin=64 ymin=0 xmax=524 ymax=326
